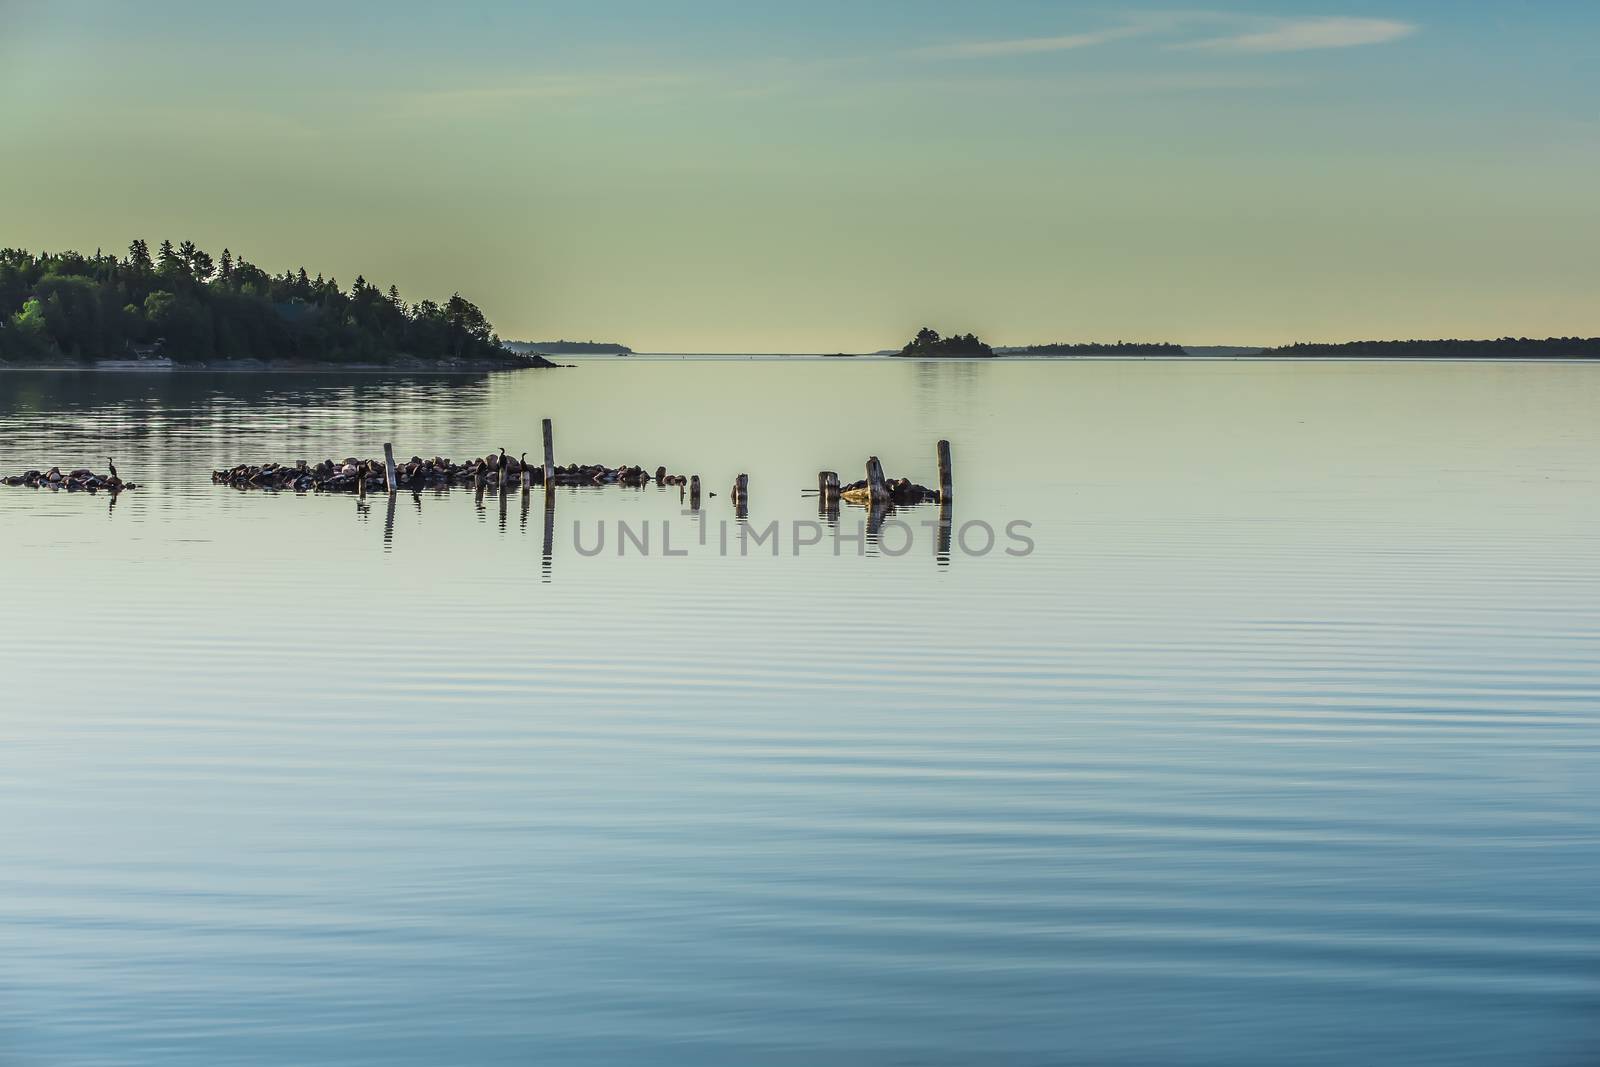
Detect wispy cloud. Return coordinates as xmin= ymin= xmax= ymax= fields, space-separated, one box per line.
xmin=915 ymin=12 xmax=1416 ymax=61
xmin=1172 ymin=16 xmax=1417 ymax=53
xmin=396 ymin=73 xmax=700 ymax=117
xmin=911 ymin=27 xmax=1144 ymax=60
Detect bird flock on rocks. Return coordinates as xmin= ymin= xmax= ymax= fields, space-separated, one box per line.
xmin=211 ymin=450 xmax=695 ymax=494
xmin=2 ymin=458 xmax=135 ymax=492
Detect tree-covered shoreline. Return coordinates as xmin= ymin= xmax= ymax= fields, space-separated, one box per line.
xmin=1261 ymin=337 xmax=1600 ymax=358
xmin=505 ymin=339 xmax=633 ymax=355
xmin=0 ymin=241 xmax=546 ymax=367
xmin=1001 ymin=341 xmax=1186 ymax=355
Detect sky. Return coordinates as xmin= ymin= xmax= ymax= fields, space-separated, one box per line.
xmin=2 ymin=0 xmax=1597 ymax=351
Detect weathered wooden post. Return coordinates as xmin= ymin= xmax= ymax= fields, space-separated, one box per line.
xmin=383 ymin=443 xmax=398 ymax=494
xmin=819 ymin=470 xmax=844 ymax=518
xmin=732 ymin=473 xmax=748 ymax=502
xmin=542 ymin=418 xmax=555 ymax=488
xmin=689 ymin=474 xmax=701 ymax=510
xmin=865 ymin=456 xmax=887 ymax=505
xmin=936 ymin=439 xmax=952 ymax=501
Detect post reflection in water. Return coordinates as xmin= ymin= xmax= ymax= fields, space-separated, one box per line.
xmin=541 ymin=485 xmax=556 ymax=582
xmin=935 ymin=495 xmax=953 ymax=566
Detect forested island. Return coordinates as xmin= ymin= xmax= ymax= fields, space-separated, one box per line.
xmin=0 ymin=242 xmax=551 ymax=368
xmin=1262 ymin=337 xmax=1600 ymax=359
xmin=999 ymin=341 xmax=1186 ymax=355
xmin=896 ymin=328 xmax=995 ymax=357
xmin=505 ymin=339 xmax=633 ymax=355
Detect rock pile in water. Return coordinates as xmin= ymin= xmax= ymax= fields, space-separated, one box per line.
xmin=839 ymin=476 xmax=939 ymax=506
xmin=2 ymin=466 xmax=136 ymax=491
xmin=212 ymin=454 xmax=685 ymax=493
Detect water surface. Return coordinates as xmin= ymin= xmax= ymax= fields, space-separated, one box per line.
xmin=2 ymin=359 xmax=1598 ymax=1065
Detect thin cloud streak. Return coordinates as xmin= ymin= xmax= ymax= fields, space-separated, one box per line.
xmin=911 ymin=27 xmax=1141 ymax=59
xmin=396 ymin=73 xmax=701 ymax=117
xmin=915 ymin=12 xmax=1416 ymax=61
xmin=1173 ymin=16 xmax=1417 ymax=53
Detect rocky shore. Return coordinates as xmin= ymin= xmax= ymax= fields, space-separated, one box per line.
xmin=1 ymin=353 xmax=561 ymax=373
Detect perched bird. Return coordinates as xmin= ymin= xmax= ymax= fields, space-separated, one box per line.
xmin=106 ymin=456 xmax=119 ymax=481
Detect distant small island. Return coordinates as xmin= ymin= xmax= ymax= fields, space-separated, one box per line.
xmin=1262 ymin=337 xmax=1600 ymax=359
xmin=0 ymin=241 xmax=551 ymax=369
xmin=896 ymin=327 xmax=995 ymax=357
xmin=505 ymin=339 xmax=634 ymax=356
xmin=999 ymin=341 xmax=1186 ymax=355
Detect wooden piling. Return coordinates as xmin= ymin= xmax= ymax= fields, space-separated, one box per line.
xmin=865 ymin=456 xmax=887 ymax=504
xmin=936 ymin=439 xmax=952 ymax=501
xmin=542 ymin=419 xmax=555 ymax=487
xmin=689 ymin=474 xmax=701 ymax=510
xmin=383 ymin=443 xmax=398 ymax=494
xmin=820 ymin=471 xmax=840 ymax=516
xmin=733 ymin=473 xmax=748 ymax=501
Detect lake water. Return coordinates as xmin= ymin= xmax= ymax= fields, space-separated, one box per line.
xmin=1 ymin=358 xmax=1598 ymax=1066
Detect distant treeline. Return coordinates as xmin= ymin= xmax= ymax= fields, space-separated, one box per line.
xmin=0 ymin=241 xmax=532 ymax=366
xmin=1263 ymin=337 xmax=1600 ymax=358
xmin=1003 ymin=341 xmax=1186 ymax=355
xmin=505 ymin=339 xmax=633 ymax=355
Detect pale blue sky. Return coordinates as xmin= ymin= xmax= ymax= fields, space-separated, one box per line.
xmin=3 ymin=1 xmax=1597 ymax=349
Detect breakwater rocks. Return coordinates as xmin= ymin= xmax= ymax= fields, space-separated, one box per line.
xmin=212 ymin=455 xmax=685 ymax=493
xmin=3 ymin=465 xmax=136 ymax=491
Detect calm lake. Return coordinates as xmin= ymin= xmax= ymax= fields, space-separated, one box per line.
xmin=2 ymin=357 xmax=1598 ymax=1066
